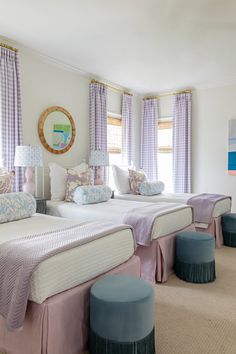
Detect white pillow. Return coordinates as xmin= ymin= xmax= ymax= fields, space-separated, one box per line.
xmin=112 ymin=165 xmax=131 ymax=194
xmin=49 ymin=162 xmax=89 ymax=201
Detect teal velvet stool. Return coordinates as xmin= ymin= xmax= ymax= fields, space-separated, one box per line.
xmin=175 ymin=231 xmax=216 ymax=283
xmin=90 ymin=275 xmax=155 ymax=354
xmin=222 ymin=213 xmax=236 ymax=247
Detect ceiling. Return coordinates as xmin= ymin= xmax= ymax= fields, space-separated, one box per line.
xmin=1 ymin=0 xmax=236 ymax=94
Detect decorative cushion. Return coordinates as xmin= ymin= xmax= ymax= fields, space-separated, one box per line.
xmin=0 ymin=192 xmax=36 ymax=224
xmin=49 ymin=162 xmax=89 ymax=201
xmin=112 ymin=165 xmax=131 ymax=194
xmin=65 ymin=168 xmax=93 ymax=202
xmin=73 ymin=185 xmax=112 ymax=205
xmin=139 ymin=181 xmax=165 ymax=196
xmin=0 ymin=171 xmax=14 ymax=194
xmin=129 ymin=169 xmax=147 ymax=195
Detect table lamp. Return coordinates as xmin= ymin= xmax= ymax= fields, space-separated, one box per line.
xmin=14 ymin=145 xmax=43 ymax=195
xmin=89 ymin=150 xmax=109 ymax=185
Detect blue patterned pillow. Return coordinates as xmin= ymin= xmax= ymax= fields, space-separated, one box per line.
xmin=139 ymin=181 xmax=165 ymax=196
xmin=73 ymin=185 xmax=112 ymax=205
xmin=0 ymin=192 xmax=36 ymax=224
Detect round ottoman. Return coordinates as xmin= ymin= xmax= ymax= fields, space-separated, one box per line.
xmin=175 ymin=231 xmax=216 ymax=283
xmin=90 ymin=275 xmax=155 ymax=354
xmin=222 ymin=213 xmax=236 ymax=247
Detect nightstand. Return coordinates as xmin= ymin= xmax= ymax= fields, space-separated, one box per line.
xmin=35 ymin=197 xmax=47 ymax=214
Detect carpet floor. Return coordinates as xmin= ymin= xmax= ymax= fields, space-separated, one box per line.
xmin=155 ymin=246 xmax=236 ymax=354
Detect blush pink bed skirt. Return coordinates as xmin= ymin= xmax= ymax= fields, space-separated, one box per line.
xmin=135 ymin=224 xmax=196 ymax=284
xmin=195 ymin=216 xmax=223 ymax=248
xmin=0 ymin=255 xmax=141 ymax=354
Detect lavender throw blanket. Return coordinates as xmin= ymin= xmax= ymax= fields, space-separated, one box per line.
xmin=123 ymin=203 xmax=192 ymax=246
xmin=0 ymin=221 xmax=132 ymax=331
xmin=187 ymin=193 xmax=231 ymax=224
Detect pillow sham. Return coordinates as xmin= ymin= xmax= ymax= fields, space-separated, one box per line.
xmin=49 ymin=162 xmax=89 ymax=201
xmin=0 ymin=192 xmax=36 ymax=224
xmin=139 ymin=181 xmax=165 ymax=196
xmin=73 ymin=185 xmax=112 ymax=205
xmin=128 ymin=169 xmax=147 ymax=195
xmin=112 ymin=165 xmax=131 ymax=194
xmin=0 ymin=171 xmax=14 ymax=194
xmin=65 ymin=168 xmax=93 ymax=202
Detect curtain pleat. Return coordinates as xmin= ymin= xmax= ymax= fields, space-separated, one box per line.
xmin=173 ymin=93 xmax=192 ymax=193
xmin=122 ymin=93 xmax=134 ymax=166
xmin=0 ymin=47 xmax=23 ymax=191
xmin=140 ymin=99 xmax=158 ymax=181
xmin=89 ymin=82 xmax=108 ymax=182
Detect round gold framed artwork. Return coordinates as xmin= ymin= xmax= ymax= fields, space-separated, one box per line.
xmin=38 ymin=106 xmax=76 ymax=154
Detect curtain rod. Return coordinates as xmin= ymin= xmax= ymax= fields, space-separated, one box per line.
xmin=143 ymin=89 xmax=192 ymax=100
xmin=91 ymin=80 xmax=133 ymax=96
xmin=0 ymin=42 xmax=18 ymax=52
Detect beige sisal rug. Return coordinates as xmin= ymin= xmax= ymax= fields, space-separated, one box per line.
xmin=155 ymin=246 xmax=236 ymax=353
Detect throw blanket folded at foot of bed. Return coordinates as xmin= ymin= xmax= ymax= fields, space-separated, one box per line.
xmin=187 ymin=193 xmax=231 ymax=224
xmin=0 ymin=221 xmax=134 ymax=331
xmin=123 ymin=203 xmax=193 ymax=247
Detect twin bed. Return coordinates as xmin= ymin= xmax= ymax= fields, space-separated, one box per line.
xmin=115 ymin=192 xmax=231 ymax=247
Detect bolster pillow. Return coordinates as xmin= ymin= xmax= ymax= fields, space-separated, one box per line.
xmin=73 ymin=185 xmax=112 ymax=205
xmin=0 ymin=192 xmax=36 ymax=224
xmin=139 ymin=181 xmax=165 ymax=196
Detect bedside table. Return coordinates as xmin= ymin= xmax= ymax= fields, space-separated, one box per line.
xmin=35 ymin=197 xmax=47 ymax=214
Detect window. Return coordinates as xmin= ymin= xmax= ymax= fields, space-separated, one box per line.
xmin=157 ymin=96 xmax=174 ymax=192
xmin=107 ymin=114 xmax=123 ymax=188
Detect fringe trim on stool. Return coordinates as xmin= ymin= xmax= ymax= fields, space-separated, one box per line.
xmin=223 ymin=230 xmax=236 ymax=247
xmin=175 ymin=259 xmax=216 ymax=283
xmin=90 ymin=327 xmax=155 ymax=354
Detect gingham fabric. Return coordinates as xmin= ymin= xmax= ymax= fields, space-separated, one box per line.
xmin=122 ymin=93 xmax=134 ymax=165
xmin=0 ymin=47 xmax=23 ymax=191
xmin=89 ymin=82 xmax=108 ymax=182
xmin=140 ymin=98 xmax=158 ymax=181
xmin=173 ymin=93 xmax=192 ymax=193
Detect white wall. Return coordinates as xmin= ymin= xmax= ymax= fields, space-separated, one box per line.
xmin=0 ymin=37 xmax=141 ymax=195
xmin=192 ymin=85 xmax=236 ymax=211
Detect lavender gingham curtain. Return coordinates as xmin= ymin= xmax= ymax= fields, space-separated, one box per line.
xmin=0 ymin=47 xmax=23 ymax=191
xmin=89 ymin=82 xmax=108 ymax=182
xmin=140 ymin=98 xmax=158 ymax=181
xmin=173 ymin=93 xmax=192 ymax=193
xmin=122 ymin=93 xmax=134 ymax=165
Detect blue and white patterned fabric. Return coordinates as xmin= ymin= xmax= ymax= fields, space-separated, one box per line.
xmin=0 ymin=192 xmax=36 ymax=224
xmin=139 ymin=181 xmax=165 ymax=196
xmin=73 ymin=185 xmax=112 ymax=205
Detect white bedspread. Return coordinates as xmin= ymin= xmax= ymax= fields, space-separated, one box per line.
xmin=0 ymin=214 xmax=134 ymax=304
xmin=115 ymin=193 xmax=231 ymax=221
xmin=47 ymin=199 xmax=193 ymax=239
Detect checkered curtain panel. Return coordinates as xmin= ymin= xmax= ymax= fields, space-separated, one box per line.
xmin=0 ymin=47 xmax=23 ymax=191
xmin=140 ymin=98 xmax=158 ymax=181
xmin=89 ymin=82 xmax=108 ymax=182
xmin=173 ymin=93 xmax=192 ymax=193
xmin=122 ymin=93 xmax=134 ymax=166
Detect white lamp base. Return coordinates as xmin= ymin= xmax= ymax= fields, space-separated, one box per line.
xmin=23 ymin=167 xmax=35 ymax=195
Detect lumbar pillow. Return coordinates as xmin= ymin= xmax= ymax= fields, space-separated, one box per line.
xmin=139 ymin=181 xmax=165 ymax=196
xmin=73 ymin=185 xmax=112 ymax=205
xmin=0 ymin=171 xmax=14 ymax=194
xmin=128 ymin=169 xmax=147 ymax=195
xmin=49 ymin=162 xmax=89 ymax=201
xmin=112 ymin=165 xmax=131 ymax=194
xmin=65 ymin=168 xmax=93 ymax=202
xmin=0 ymin=192 xmax=36 ymax=224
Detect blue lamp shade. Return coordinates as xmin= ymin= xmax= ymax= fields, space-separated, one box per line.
xmin=89 ymin=150 xmax=109 ymax=167
xmin=14 ymin=146 xmax=43 ymax=167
